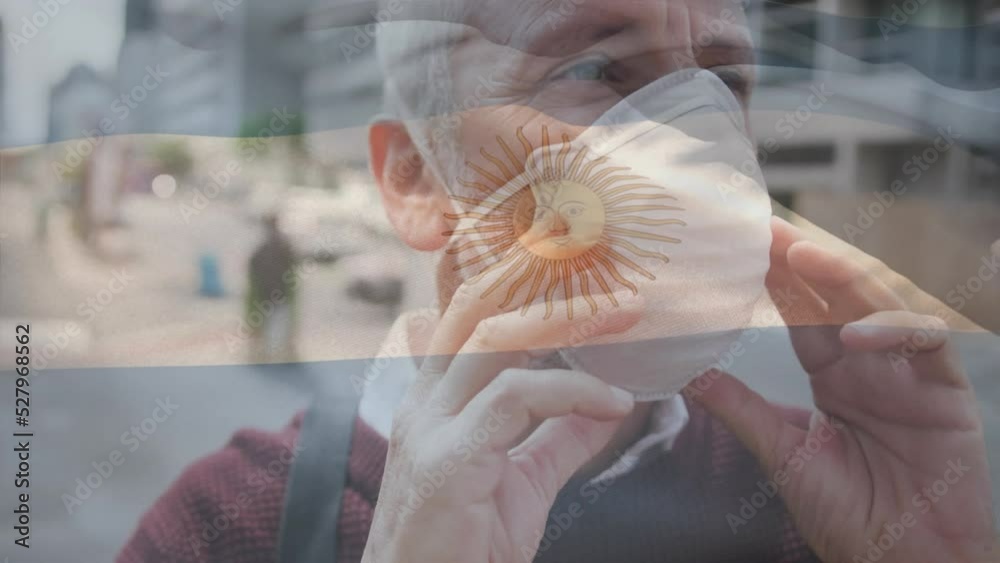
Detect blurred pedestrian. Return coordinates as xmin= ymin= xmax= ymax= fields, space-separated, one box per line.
xmin=245 ymin=213 xmax=299 ymax=363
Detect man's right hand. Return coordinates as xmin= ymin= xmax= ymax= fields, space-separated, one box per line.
xmin=360 ymin=275 xmax=642 ymax=563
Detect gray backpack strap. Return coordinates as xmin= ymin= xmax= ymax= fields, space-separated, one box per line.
xmin=279 ymin=375 xmax=362 ymax=563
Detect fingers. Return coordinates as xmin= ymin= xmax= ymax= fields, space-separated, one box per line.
xmin=422 ymin=252 xmax=549 ymax=374
xmin=772 ymin=216 xmax=906 ymax=323
xmin=842 ymin=311 xmax=969 ymax=388
xmin=841 ymin=311 xmax=948 ymax=352
xmin=433 ymin=292 xmax=642 ymax=411
xmin=687 ymin=370 xmax=806 ymax=476
xmin=769 ymin=216 xmax=805 ymax=262
xmin=509 ymin=415 xmax=624 ymax=501
xmin=450 ymin=369 xmax=634 ymax=455
xmin=766 ymin=252 xmax=829 ymax=326
xmin=786 ymin=240 xmax=906 ymax=323
xmin=421 ymin=248 xmax=639 ymax=378
xmin=766 ymin=217 xmax=829 ymax=326
xmin=767 ymin=218 xmax=843 ymax=370
xmin=421 ymin=276 xmax=513 ymax=373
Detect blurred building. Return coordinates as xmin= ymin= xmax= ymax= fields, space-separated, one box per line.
xmin=293 ymin=2 xmax=384 ymax=166
xmin=747 ymin=0 xmax=1000 ymax=329
xmin=47 ymin=64 xmax=115 ymax=144
xmin=748 ymin=0 xmax=1000 ymax=201
xmin=115 ymin=0 xmax=245 ymax=137
xmin=115 ymin=0 xmax=163 ymax=135
xmin=113 ymin=0 xmax=375 ymax=165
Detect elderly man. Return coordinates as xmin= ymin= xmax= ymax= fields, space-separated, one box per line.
xmin=117 ymin=1 xmax=996 ymax=562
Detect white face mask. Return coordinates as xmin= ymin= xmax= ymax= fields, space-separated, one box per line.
xmin=444 ymin=69 xmax=772 ymax=401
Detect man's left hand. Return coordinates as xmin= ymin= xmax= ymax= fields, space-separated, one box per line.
xmin=692 ymin=217 xmax=997 ymax=563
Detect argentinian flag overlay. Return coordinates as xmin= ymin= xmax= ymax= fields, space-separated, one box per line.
xmin=0 ymin=1 xmax=998 ymax=560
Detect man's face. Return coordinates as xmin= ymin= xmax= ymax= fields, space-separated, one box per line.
xmin=447 ymin=0 xmax=754 ymax=123
xmin=404 ymin=0 xmax=756 ymax=303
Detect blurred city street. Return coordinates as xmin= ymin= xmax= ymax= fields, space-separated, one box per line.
xmin=0 ymin=0 xmax=998 ymax=559
xmin=0 ymin=180 xmax=398 ymax=369
xmin=1 ymin=177 xmax=401 ymax=561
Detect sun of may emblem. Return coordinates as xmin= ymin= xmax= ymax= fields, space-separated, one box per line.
xmin=444 ymin=125 xmax=686 ymax=319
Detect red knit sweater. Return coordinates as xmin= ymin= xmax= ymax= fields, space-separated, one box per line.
xmin=116 ymin=401 xmax=819 ymax=563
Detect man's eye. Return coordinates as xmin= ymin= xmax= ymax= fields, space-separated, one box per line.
xmin=551 ymin=58 xmax=611 ymax=82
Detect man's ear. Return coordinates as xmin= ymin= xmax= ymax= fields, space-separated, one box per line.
xmin=369 ymin=120 xmax=451 ymax=251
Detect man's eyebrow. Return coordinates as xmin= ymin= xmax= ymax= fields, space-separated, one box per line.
xmin=451 ymin=0 xmax=639 ymax=56
xmin=505 ymin=1 xmax=752 ymax=60
xmin=510 ymin=4 xmax=636 ymax=59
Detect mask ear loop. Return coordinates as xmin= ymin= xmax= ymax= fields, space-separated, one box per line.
xmin=579 ymin=68 xmax=750 ymax=159
xmin=370 ymin=86 xmax=467 ymax=201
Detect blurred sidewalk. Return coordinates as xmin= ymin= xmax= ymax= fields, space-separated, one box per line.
xmin=1 ymin=181 xmax=394 ymax=370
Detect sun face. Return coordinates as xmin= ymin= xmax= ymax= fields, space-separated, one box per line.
xmin=517 ymin=179 xmax=606 ymax=260
xmin=444 ymin=125 xmax=685 ymax=320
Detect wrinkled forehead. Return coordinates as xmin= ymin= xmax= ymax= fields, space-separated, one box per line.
xmin=460 ymin=0 xmax=752 ymax=56
xmin=383 ymin=0 xmax=752 ymax=59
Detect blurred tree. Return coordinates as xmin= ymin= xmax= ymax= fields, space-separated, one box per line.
xmin=151 ymin=140 xmax=194 ymax=180
xmin=237 ymin=112 xmax=308 ymax=186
